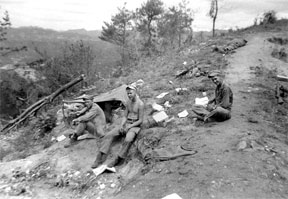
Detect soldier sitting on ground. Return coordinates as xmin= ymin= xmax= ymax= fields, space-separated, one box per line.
xmin=191 ymin=71 xmax=233 ymax=122
xmin=91 ymin=84 xmax=144 ymax=168
xmin=64 ymin=95 xmax=106 ymax=148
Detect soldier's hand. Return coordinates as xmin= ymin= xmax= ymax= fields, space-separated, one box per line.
xmin=206 ymin=104 xmax=214 ymax=111
xmin=72 ymin=119 xmax=80 ymax=125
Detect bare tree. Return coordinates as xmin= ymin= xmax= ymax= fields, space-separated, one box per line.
xmin=0 ymin=9 xmax=11 ymax=42
xmin=209 ymin=0 xmax=218 ymax=37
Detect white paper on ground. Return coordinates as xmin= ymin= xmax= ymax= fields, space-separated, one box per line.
xmin=56 ymin=135 xmax=66 ymax=142
xmin=162 ymin=193 xmax=183 ymax=199
xmin=152 ymin=103 xmax=164 ymax=111
xmin=178 ymin=110 xmax=189 ymax=118
xmin=156 ymin=92 xmax=169 ymax=99
xmin=164 ymin=101 xmax=172 ymax=108
xmin=175 ymin=88 xmax=188 ymax=92
xmin=195 ymin=96 xmax=209 ymax=106
xmin=152 ymin=111 xmax=169 ymax=122
xmin=92 ymin=165 xmax=116 ymax=177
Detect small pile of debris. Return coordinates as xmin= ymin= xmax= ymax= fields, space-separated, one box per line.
xmin=213 ymin=38 xmax=248 ymax=54
xmin=267 ymin=37 xmax=288 ymax=45
xmin=271 ymin=47 xmax=288 ymax=63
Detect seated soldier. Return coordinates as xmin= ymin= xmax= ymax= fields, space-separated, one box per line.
xmin=91 ymin=84 xmax=144 ymax=168
xmin=191 ymin=71 xmax=233 ymax=122
xmin=64 ymin=95 xmax=106 ymax=148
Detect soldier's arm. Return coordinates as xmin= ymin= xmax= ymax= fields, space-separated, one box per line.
xmin=77 ymin=104 xmax=98 ymax=122
xmin=208 ymin=97 xmax=215 ymax=104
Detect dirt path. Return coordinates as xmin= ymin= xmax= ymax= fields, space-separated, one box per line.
xmin=111 ymin=33 xmax=288 ymax=199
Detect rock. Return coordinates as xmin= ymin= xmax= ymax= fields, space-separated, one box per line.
xmin=178 ymin=168 xmax=190 ymax=175
xmin=247 ymin=117 xmax=259 ymax=123
xmin=237 ymin=141 xmax=247 ymax=151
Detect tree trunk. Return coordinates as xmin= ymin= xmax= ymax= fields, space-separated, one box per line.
xmin=212 ymin=0 xmax=218 ymax=37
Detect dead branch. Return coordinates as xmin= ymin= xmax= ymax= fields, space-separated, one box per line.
xmin=1 ymin=74 xmax=85 ymax=133
xmin=277 ymin=75 xmax=288 ymax=82
xmin=175 ymin=62 xmax=198 ymax=79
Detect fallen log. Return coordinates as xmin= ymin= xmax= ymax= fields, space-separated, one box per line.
xmin=175 ymin=62 xmax=198 ymax=78
xmin=277 ymin=75 xmax=288 ymax=82
xmin=1 ymin=74 xmax=85 ymax=133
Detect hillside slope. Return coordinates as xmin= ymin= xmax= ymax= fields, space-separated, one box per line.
xmin=0 ymin=25 xmax=288 ymax=199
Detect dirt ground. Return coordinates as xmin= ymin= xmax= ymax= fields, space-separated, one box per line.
xmin=1 ymin=30 xmax=288 ymax=199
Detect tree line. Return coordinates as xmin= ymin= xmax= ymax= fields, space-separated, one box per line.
xmin=99 ymin=0 xmax=194 ymax=62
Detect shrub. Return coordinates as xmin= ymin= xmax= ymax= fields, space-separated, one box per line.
xmin=260 ymin=10 xmax=277 ymax=25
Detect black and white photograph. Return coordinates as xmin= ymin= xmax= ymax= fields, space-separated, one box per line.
xmin=0 ymin=0 xmax=288 ymax=198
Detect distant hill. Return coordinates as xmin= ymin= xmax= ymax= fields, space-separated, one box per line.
xmin=6 ymin=27 xmax=101 ymax=42
xmin=1 ymin=27 xmax=120 ymax=73
xmin=64 ymin=29 xmax=102 ymax=39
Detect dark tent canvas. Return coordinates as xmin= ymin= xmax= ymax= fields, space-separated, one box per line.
xmin=92 ymin=85 xmax=129 ymax=105
xmin=93 ymin=85 xmax=129 ymax=122
xmin=63 ymin=85 xmax=129 ymax=123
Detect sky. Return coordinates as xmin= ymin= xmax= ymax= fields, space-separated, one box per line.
xmin=0 ymin=0 xmax=288 ymax=31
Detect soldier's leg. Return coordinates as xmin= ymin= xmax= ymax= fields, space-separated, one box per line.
xmin=191 ymin=105 xmax=211 ymax=120
xmin=74 ymin=122 xmax=87 ymax=136
xmin=118 ymin=128 xmax=138 ymax=158
xmin=99 ymin=127 xmax=121 ymax=154
xmin=93 ymin=118 xmax=106 ymax=138
xmin=107 ymin=127 xmax=140 ymax=167
xmin=204 ymin=107 xmax=231 ymax=122
xmin=92 ymin=126 xmax=121 ymax=168
xmin=64 ymin=122 xmax=87 ymax=148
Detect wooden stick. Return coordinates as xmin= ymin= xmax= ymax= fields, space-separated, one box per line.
xmin=1 ymin=74 xmax=85 ymax=133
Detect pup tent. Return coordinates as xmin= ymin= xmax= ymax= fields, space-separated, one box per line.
xmin=63 ymin=85 xmax=129 ymax=125
xmin=92 ymin=85 xmax=129 ymax=122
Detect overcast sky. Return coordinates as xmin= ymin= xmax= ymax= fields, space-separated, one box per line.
xmin=0 ymin=0 xmax=288 ymax=31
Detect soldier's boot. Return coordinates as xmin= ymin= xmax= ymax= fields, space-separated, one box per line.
xmin=64 ymin=133 xmax=78 ymax=148
xmin=107 ymin=155 xmax=124 ymax=168
xmin=91 ymin=152 xmax=107 ymax=169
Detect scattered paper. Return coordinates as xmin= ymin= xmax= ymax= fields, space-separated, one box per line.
xmin=162 ymin=193 xmax=183 ymax=199
xmin=99 ymin=184 xmax=106 ymax=190
xmin=178 ymin=110 xmax=189 ymax=118
xmin=152 ymin=111 xmax=169 ymax=122
xmin=195 ymin=97 xmax=209 ymax=107
xmin=164 ymin=101 xmax=172 ymax=108
xmin=175 ymin=88 xmax=188 ymax=92
xmin=156 ymin=92 xmax=169 ymax=99
xmin=78 ymin=134 xmax=96 ymax=140
xmin=92 ymin=164 xmax=116 ymax=177
xmin=152 ymin=103 xmax=164 ymax=111
xmin=56 ymin=135 xmax=66 ymax=142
